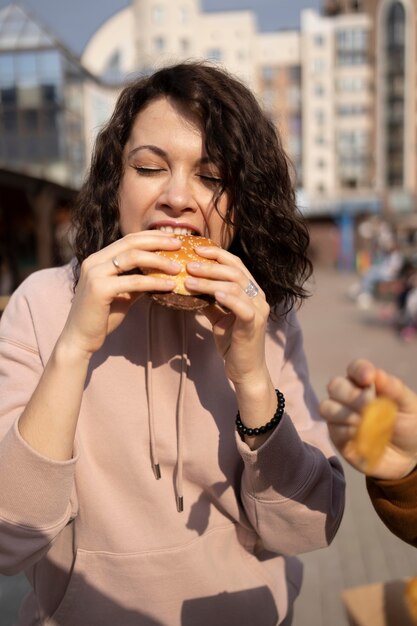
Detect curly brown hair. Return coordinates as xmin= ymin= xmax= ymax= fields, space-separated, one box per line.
xmin=73 ymin=61 xmax=312 ymax=315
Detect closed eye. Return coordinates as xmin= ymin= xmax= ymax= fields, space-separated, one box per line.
xmin=132 ymin=166 xmax=164 ymax=175
xmin=198 ymin=174 xmax=223 ymax=188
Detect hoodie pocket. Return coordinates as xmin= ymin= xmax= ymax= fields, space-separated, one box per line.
xmin=43 ymin=549 xmax=161 ymax=626
xmin=43 ymin=526 xmax=283 ymax=626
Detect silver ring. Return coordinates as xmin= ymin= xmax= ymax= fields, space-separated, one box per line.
xmin=244 ymin=279 xmax=259 ymax=298
xmin=112 ymin=257 xmax=122 ymax=273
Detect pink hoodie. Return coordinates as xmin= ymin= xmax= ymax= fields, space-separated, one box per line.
xmin=0 ymin=264 xmax=345 ymax=625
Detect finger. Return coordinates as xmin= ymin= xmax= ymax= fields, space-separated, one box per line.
xmin=187 ymin=256 xmax=264 ymax=298
xmin=83 ymin=233 xmax=181 ymax=269
xmin=194 ymin=245 xmax=256 ymax=277
xmin=109 ymin=250 xmax=182 ymax=277
xmin=213 ymin=288 xmax=269 ymax=323
xmin=191 ymin=247 xmax=267 ymax=304
xmin=88 ymin=274 xmax=177 ymax=299
xmin=319 ymin=398 xmax=361 ymax=426
xmin=347 ymin=358 xmax=377 ymax=387
xmin=328 ymin=423 xmax=359 ymax=450
xmin=326 ymin=376 xmax=375 ymax=411
xmin=375 ymin=368 xmax=417 ymax=414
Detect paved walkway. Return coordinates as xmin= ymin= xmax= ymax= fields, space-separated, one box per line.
xmin=1 ymin=267 xmax=416 ymax=625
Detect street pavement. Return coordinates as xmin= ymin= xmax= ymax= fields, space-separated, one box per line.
xmin=0 ymin=266 xmax=416 ymax=625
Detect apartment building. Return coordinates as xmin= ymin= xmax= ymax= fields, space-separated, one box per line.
xmin=301 ymin=9 xmax=374 ymax=207
xmin=323 ymin=0 xmax=417 ymax=215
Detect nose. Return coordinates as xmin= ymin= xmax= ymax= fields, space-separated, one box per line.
xmin=158 ymin=172 xmax=197 ymax=214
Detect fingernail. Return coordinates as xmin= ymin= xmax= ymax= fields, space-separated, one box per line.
xmin=187 ymin=262 xmax=201 ymax=270
xmin=170 ymin=261 xmax=182 ymax=270
xmin=186 ymin=277 xmax=198 ymax=287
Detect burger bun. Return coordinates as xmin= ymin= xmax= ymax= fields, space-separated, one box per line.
xmin=144 ymin=234 xmax=220 ymax=310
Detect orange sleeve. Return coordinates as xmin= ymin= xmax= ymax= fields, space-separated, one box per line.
xmin=366 ymin=468 xmax=417 ymax=547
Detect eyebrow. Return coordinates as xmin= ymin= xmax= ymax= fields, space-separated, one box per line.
xmin=127 ymin=144 xmax=166 ymax=159
xmin=127 ymin=144 xmax=212 ymax=165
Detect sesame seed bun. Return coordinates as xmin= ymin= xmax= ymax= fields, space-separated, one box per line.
xmin=144 ymin=234 xmax=220 ymax=310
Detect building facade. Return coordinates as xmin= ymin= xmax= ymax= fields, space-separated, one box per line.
xmin=0 ymin=3 xmax=93 ymax=189
xmin=1 ymin=0 xmax=416 ymax=280
xmin=320 ymin=0 xmax=417 ymax=263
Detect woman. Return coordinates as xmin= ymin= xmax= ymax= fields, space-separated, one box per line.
xmin=0 ymin=63 xmax=345 ymax=625
xmin=321 ymin=358 xmax=417 ymax=547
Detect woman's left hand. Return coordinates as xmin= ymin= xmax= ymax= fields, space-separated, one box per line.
xmin=185 ymin=245 xmax=270 ymax=386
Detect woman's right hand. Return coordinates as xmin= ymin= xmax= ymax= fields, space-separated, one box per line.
xmin=59 ymin=231 xmax=181 ymax=357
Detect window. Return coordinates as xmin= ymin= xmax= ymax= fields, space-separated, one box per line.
xmin=289 ymin=65 xmax=301 ymax=82
xmin=206 ymin=48 xmax=222 ymax=62
xmin=336 ymin=28 xmax=368 ymax=65
xmin=2 ymin=109 xmax=18 ymax=131
xmin=288 ymin=86 xmax=301 ymax=107
xmin=22 ymin=109 xmax=38 ymax=131
xmin=262 ymin=88 xmax=274 ymax=110
xmin=314 ymin=84 xmax=325 ymax=97
xmin=385 ymin=2 xmax=406 ymax=187
xmin=37 ymin=51 xmax=61 ymax=84
xmin=313 ymin=58 xmax=325 ymax=73
xmin=337 ymin=103 xmax=369 ymax=116
xmin=0 ymin=54 xmax=14 ymax=88
xmin=179 ymin=5 xmax=190 ymax=24
xmin=388 ymin=2 xmax=405 ymax=47
xmin=103 ymin=50 xmax=122 ymax=82
xmin=15 ymin=53 xmax=37 ymax=86
xmin=152 ymin=5 xmax=164 ymax=23
xmin=179 ymin=38 xmax=190 ymax=53
xmin=18 ymin=85 xmax=41 ymax=107
xmin=42 ymin=84 xmax=58 ymax=103
xmin=1 ymin=86 xmax=17 ymax=105
xmin=262 ymin=66 xmax=275 ymax=82
xmin=154 ymin=37 xmax=165 ymax=52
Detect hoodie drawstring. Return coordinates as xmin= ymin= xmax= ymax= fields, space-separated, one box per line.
xmin=146 ymin=301 xmax=161 ymax=480
xmin=145 ymin=301 xmax=188 ymax=512
xmin=175 ymin=311 xmax=187 ymax=512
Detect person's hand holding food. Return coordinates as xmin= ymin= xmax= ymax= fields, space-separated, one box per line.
xmin=320 ymin=358 xmax=417 ymax=480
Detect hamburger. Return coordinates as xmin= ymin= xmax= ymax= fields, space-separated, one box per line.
xmin=144 ymin=234 xmax=220 ymax=310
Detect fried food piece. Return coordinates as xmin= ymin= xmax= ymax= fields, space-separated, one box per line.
xmin=405 ymin=577 xmax=417 ymax=624
xmin=353 ymin=397 xmax=397 ymax=471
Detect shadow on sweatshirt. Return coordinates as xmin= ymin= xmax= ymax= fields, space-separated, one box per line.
xmin=3 ymin=545 xmax=281 ymax=626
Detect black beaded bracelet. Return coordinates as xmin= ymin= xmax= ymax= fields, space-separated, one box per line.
xmin=235 ymin=389 xmax=285 ymax=437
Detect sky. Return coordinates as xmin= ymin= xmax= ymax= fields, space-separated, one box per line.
xmin=0 ymin=0 xmax=321 ymax=56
